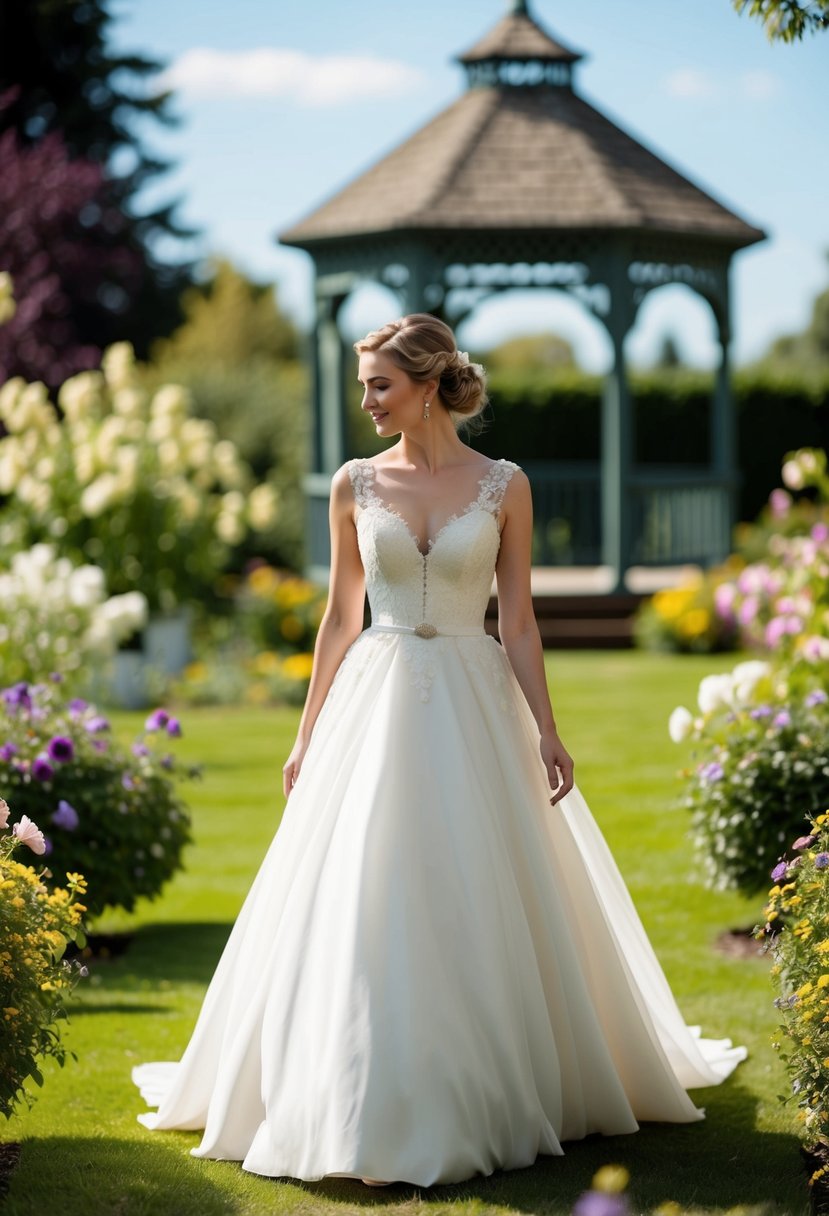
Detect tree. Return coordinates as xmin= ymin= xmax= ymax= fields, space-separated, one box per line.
xmin=759 ymin=254 xmax=829 ymax=369
xmin=0 ymin=1 xmax=197 ymax=371
xmin=654 ymin=333 xmax=684 ymax=370
xmin=733 ymin=0 xmax=829 ymax=41
xmin=484 ymin=332 xmax=578 ymax=372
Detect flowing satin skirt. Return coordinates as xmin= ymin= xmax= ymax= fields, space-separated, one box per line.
xmin=133 ymin=629 xmax=745 ymax=1186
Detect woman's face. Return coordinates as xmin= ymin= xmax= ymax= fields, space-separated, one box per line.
xmin=358 ymin=351 xmax=428 ymax=437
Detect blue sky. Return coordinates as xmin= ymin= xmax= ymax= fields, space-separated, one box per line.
xmin=114 ymin=0 xmax=829 ymax=371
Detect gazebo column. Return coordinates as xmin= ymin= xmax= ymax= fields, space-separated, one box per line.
xmin=711 ymin=271 xmax=737 ymax=561
xmin=304 ymin=277 xmax=351 ymax=579
xmin=600 ymin=276 xmax=635 ymax=593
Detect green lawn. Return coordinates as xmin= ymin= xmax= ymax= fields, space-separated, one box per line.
xmin=1 ymin=652 xmax=807 ymax=1215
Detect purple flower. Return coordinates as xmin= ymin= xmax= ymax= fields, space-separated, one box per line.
xmin=812 ymin=522 xmax=829 ymax=544
xmin=771 ymin=861 xmax=789 ymax=882
xmin=774 ymin=710 xmax=792 ymax=728
xmin=92 ymin=739 xmax=109 ymax=753
xmin=51 ymin=800 xmax=79 ymax=831
xmin=815 ymin=853 xmax=829 ymax=870
xmin=700 ymin=761 xmax=725 ymax=784
xmin=750 ymin=705 xmax=773 ymax=720
xmin=131 ymin=742 xmax=150 ymax=758
xmin=145 ymin=708 xmax=170 ymax=732
xmin=49 ymin=672 xmax=63 ymax=683
xmin=41 ymin=835 xmax=53 ymax=856
xmin=47 ymin=735 xmax=74 ymax=763
xmin=31 ymin=756 xmax=54 ymax=782
xmin=2 ymin=682 xmax=31 ymax=710
xmin=573 ymin=1193 xmax=629 ymax=1216
xmin=0 ymin=742 xmax=18 ymax=762
xmin=68 ymin=698 xmax=89 ymax=717
xmin=121 ymin=773 xmax=136 ymax=790
xmin=166 ymin=716 xmax=182 ymax=738
xmin=806 ymin=690 xmax=828 ymax=708
xmin=160 ymin=754 xmax=174 ymax=770
xmin=793 ymin=835 xmax=816 ymax=851
xmin=85 ymin=715 xmax=110 ymax=734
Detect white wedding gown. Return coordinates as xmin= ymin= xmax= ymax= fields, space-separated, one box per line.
xmin=133 ymin=457 xmax=745 ymax=1187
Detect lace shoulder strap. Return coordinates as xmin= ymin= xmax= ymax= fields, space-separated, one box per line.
xmin=477 ymin=459 xmax=519 ymax=516
xmin=346 ymin=458 xmax=377 ymax=509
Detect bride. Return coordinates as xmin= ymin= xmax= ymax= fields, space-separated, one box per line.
xmin=133 ymin=313 xmax=745 ymax=1188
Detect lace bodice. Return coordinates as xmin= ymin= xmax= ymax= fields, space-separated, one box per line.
xmin=348 ymin=458 xmax=518 ymax=631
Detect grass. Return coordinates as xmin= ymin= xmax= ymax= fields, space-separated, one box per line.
xmin=1 ymin=651 xmax=808 ymax=1216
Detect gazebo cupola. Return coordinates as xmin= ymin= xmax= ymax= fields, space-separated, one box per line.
xmin=458 ymin=0 xmax=584 ymax=90
xmin=280 ymin=1 xmax=765 ymax=589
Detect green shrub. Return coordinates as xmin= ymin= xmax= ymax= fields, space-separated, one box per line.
xmin=0 ymin=682 xmax=195 ymax=918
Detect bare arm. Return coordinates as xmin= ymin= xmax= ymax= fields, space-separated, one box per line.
xmin=282 ymin=466 xmax=366 ymax=798
xmin=494 ymin=470 xmax=574 ymax=806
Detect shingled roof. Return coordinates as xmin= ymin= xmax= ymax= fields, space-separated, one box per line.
xmin=280 ymin=4 xmax=764 ymax=251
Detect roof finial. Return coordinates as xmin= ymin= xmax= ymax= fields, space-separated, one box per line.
xmin=509 ymin=0 xmax=530 ymax=14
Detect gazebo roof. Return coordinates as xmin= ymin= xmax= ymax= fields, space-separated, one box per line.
xmin=280 ymin=4 xmax=764 ymax=251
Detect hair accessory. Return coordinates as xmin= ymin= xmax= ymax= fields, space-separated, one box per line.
xmin=457 ymin=350 xmax=470 ymax=366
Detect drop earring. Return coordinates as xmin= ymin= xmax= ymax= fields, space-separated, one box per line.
xmin=423 ymin=401 xmax=430 ymax=421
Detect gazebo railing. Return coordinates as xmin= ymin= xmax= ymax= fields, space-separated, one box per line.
xmin=523 ymin=462 xmax=733 ymax=568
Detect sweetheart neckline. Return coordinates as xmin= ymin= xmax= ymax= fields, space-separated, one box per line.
xmin=361 ymin=498 xmax=499 ymax=560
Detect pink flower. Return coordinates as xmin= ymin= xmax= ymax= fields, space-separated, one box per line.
xmin=738 ymin=596 xmax=759 ymax=626
xmin=714 ymin=583 xmax=736 ymax=620
xmin=769 ymin=488 xmax=792 ymax=518
xmin=0 ymin=798 xmax=9 ymax=829
xmin=812 ymin=522 xmax=829 ymax=545
xmin=12 ymin=814 xmax=46 ymax=855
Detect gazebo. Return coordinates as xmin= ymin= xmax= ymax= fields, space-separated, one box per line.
xmin=280 ymin=0 xmax=765 ymax=590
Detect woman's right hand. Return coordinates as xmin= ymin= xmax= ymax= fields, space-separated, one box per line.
xmin=282 ymin=738 xmax=308 ymax=799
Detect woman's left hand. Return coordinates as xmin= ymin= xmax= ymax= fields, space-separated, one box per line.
xmin=541 ymin=732 xmax=574 ymax=807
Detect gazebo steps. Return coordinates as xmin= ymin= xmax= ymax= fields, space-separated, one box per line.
xmin=486 ymin=592 xmax=646 ymax=649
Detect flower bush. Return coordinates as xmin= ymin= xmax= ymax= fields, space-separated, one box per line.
xmin=0 ymin=341 xmax=278 ymax=613
xmin=761 ymin=811 xmax=829 ymax=1175
xmin=176 ymin=649 xmax=314 ymax=708
xmin=0 ymin=798 xmax=87 ymax=1118
xmin=235 ymin=563 xmax=326 ymax=655
xmin=670 ymin=660 xmax=829 ymax=896
xmin=0 ymin=543 xmax=147 ymax=690
xmin=634 ymin=562 xmax=740 ymax=654
xmin=0 ymin=682 xmax=195 ymax=917
xmin=714 ymin=448 xmax=829 ymax=672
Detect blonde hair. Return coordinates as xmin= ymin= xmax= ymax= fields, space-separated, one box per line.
xmin=353 ymin=313 xmax=488 ymax=428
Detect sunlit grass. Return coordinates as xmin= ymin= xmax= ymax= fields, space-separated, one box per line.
xmin=2 ymin=652 xmax=806 ymax=1215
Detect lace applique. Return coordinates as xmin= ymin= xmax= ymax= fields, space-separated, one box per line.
xmin=457 ymin=637 xmax=517 ymax=717
xmin=477 ymin=460 xmax=518 ymax=519
xmin=399 ymin=635 xmax=439 ymax=702
xmin=347 ymin=458 xmax=377 ymax=510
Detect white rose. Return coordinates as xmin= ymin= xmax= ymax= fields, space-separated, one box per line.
xmin=58 ymin=371 xmax=105 ymax=422
xmin=68 ymin=565 xmax=106 ymax=609
xmin=730 ymin=660 xmax=771 ymax=706
xmin=668 ymin=706 xmax=694 ymax=744
xmin=697 ymin=672 xmax=735 ymax=715
xmin=782 ymin=459 xmax=804 ymax=491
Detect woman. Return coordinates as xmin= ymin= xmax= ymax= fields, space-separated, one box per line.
xmin=134 ymin=314 xmax=745 ymax=1188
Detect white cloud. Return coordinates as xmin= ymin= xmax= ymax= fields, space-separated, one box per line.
xmin=157 ymin=47 xmax=423 ymax=107
xmin=664 ymin=67 xmax=718 ymax=99
xmin=738 ymin=70 xmax=781 ymax=100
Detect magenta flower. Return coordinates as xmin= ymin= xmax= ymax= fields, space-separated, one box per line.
xmin=85 ymin=715 xmax=110 ymax=733
xmin=769 ymin=488 xmax=792 ymax=519
xmin=812 ymin=522 xmax=829 ymax=544
xmin=68 ymin=698 xmax=89 ymax=716
xmin=700 ymin=761 xmax=725 ymax=784
xmin=51 ymin=800 xmax=79 ymax=831
xmin=793 ymin=835 xmax=816 ymax=851
xmin=145 ymin=708 xmax=170 ymax=732
xmin=166 ymin=716 xmax=182 ymax=738
xmin=12 ymin=815 xmax=46 ymax=855
xmin=573 ymin=1193 xmax=629 ymax=1216
xmin=0 ymin=742 xmax=18 ymax=761
xmin=31 ymin=756 xmax=54 ymax=782
xmin=774 ymin=710 xmax=792 ymax=728
xmin=47 ymin=735 xmax=74 ymax=763
xmin=737 ymin=597 xmax=759 ymax=626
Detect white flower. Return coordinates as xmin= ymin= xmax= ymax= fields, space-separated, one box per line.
xmin=68 ymin=565 xmax=106 ymax=609
xmin=111 ymin=386 xmax=147 ymax=419
xmin=730 ymin=660 xmax=771 ymax=705
xmin=58 ymin=370 xmax=105 ymax=422
xmin=668 ymin=706 xmax=694 ymax=743
xmin=151 ymin=384 xmax=190 ymax=420
xmin=13 ymin=815 xmax=46 ymax=855
xmin=0 ymin=798 xmax=9 ymax=830
xmin=80 ymin=473 xmax=119 ymax=517
xmin=213 ymin=440 xmax=245 ymax=488
xmin=0 ymin=271 xmax=15 ymax=325
xmin=697 ymin=672 xmax=735 ymax=715
xmin=248 ymin=483 xmax=278 ymax=530
xmin=101 ymin=341 xmax=137 ymax=390
xmin=782 ymin=459 xmax=804 ymax=490
xmin=0 ymin=438 xmax=26 ymax=493
xmin=73 ymin=441 xmax=97 ymax=485
xmin=158 ymin=438 xmax=183 ymax=475
xmin=456 ymin=350 xmax=470 ymax=365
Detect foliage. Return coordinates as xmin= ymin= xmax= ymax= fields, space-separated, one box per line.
xmin=733 ymin=0 xmax=829 ymax=41
xmin=175 ymin=650 xmax=314 ymax=709
xmin=761 ymin=810 xmax=829 ymax=1171
xmin=713 ymin=449 xmax=829 ymax=670
xmin=0 ymin=683 xmax=196 ymax=918
xmin=0 ymin=116 xmax=139 ymax=389
xmin=0 ymin=336 xmax=278 ymax=613
xmin=0 ymin=0 xmax=196 ymax=363
xmin=759 ymin=254 xmax=829 ymax=370
xmin=0 ymin=544 xmax=146 ymax=691
xmin=670 ymin=661 xmax=829 ymax=896
xmin=483 ymin=332 xmax=577 ymax=372
xmin=0 ymin=803 xmax=87 ymax=1118
xmin=634 ymin=562 xmax=740 ymax=654
xmin=144 ymin=259 xmax=309 ymax=569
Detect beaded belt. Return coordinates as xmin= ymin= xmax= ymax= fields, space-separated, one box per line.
xmin=370 ymin=622 xmax=486 ymax=639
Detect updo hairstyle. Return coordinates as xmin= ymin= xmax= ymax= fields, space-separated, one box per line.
xmin=353 ymin=314 xmax=488 ymax=429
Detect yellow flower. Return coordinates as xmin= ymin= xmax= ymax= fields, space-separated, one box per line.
xmin=280 ymin=614 xmax=304 ymax=642
xmin=818 ymin=975 xmax=829 ymax=989
xmin=678 ymin=608 xmax=711 ymax=639
xmin=592 ymin=1165 xmax=630 ymax=1194
xmin=251 ymin=650 xmax=281 ymax=676
xmin=282 ymin=653 xmax=314 ymax=681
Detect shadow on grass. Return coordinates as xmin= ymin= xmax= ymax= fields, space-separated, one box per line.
xmin=3 ymin=1136 xmax=233 ymax=1216
xmin=93 ymin=923 xmax=234 ymax=988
